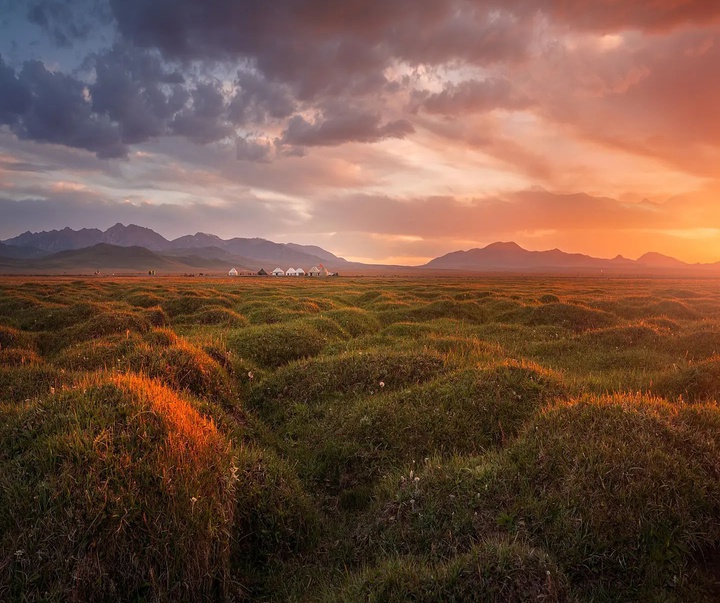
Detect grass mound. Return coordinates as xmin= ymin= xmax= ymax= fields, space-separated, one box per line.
xmin=651 ymin=357 xmax=720 ymax=402
xmin=302 ymin=316 xmax=352 ymax=341
xmin=671 ymin=329 xmax=720 ymax=360
xmin=239 ymin=301 xmax=304 ymax=324
xmin=527 ymin=302 xmax=615 ymax=332
xmin=650 ymin=300 xmax=699 ymax=320
xmin=0 ymin=365 xmax=73 ymax=402
xmin=55 ymin=334 xmax=233 ymax=402
xmin=337 ymin=540 xmax=569 ymax=603
xmin=579 ymin=323 xmax=662 ymax=348
xmin=251 ymin=349 xmax=449 ymax=415
xmin=124 ymin=291 xmax=165 ymax=308
xmin=232 ymin=446 xmax=319 ymax=571
xmin=539 ymin=293 xmax=560 ymax=303
xmin=287 ymin=361 xmax=565 ymax=500
xmin=162 ymin=294 xmax=232 ymax=318
xmin=368 ymin=394 xmax=720 ymax=599
xmin=190 ymin=306 xmax=249 ymax=327
xmin=68 ymin=310 xmax=152 ymax=343
xmin=19 ymin=301 xmax=101 ymax=331
xmin=411 ymin=300 xmax=488 ymax=323
xmin=143 ymin=304 xmax=169 ymax=327
xmin=0 ymin=374 xmax=237 ymax=601
xmin=381 ymin=322 xmax=435 ymax=338
xmin=228 ymin=321 xmax=334 ymax=368
xmin=0 ymin=325 xmax=34 ymax=349
xmin=325 ymin=308 xmax=381 ymax=337
xmin=0 ymin=348 xmax=42 ymax=366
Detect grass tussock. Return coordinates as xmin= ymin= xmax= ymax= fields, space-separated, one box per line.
xmin=651 ymin=356 xmax=720 ymax=403
xmin=251 ymin=349 xmax=450 ymax=415
xmin=0 ymin=365 xmax=74 ymax=403
xmin=281 ymin=361 xmax=566 ymax=501
xmin=55 ymin=333 xmax=234 ymax=402
xmin=527 ymin=302 xmax=615 ymax=332
xmin=367 ymin=393 xmax=720 ymax=599
xmin=324 ymin=308 xmax=382 ymax=337
xmin=190 ymin=306 xmax=249 ymax=327
xmin=228 ymin=321 xmax=335 ymax=368
xmin=0 ymin=325 xmax=34 ymax=350
xmin=0 ymin=373 xmax=237 ymax=601
xmin=0 ymin=347 xmax=42 ymax=366
xmin=335 ymin=539 xmax=569 ymax=603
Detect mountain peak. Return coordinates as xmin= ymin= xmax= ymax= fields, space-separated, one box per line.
xmin=483 ymin=241 xmax=524 ymax=251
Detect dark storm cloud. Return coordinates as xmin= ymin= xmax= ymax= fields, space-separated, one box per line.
xmin=13 ymin=59 xmax=127 ymax=158
xmin=0 ymin=54 xmax=31 ymax=124
xmin=26 ymin=0 xmax=112 ymax=47
xmin=107 ymin=0 xmax=530 ymax=99
xmin=170 ymin=82 xmax=233 ymax=143
xmin=0 ymin=44 xmax=235 ymax=157
xmin=228 ymin=71 xmax=296 ymax=125
xmin=90 ymin=44 xmax=188 ymax=144
xmin=281 ymin=112 xmax=414 ymax=147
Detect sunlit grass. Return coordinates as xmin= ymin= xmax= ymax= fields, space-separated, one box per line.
xmin=2 ymin=275 xmax=720 ymax=601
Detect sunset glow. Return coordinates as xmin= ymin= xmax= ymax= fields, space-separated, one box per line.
xmin=1 ymin=1 xmax=719 ymax=263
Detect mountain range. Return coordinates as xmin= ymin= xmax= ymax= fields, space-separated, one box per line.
xmin=424 ymin=241 xmax=718 ymax=274
xmin=0 ymin=224 xmax=353 ymax=273
xmin=1 ymin=225 xmax=718 ymax=275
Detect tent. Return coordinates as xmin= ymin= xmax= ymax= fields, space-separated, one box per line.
xmin=286 ymin=268 xmax=297 ymax=276
xmin=228 ymin=268 xmax=238 ymax=277
xmin=295 ymin=268 xmax=306 ymax=276
xmin=319 ymin=264 xmax=329 ymax=277
xmin=272 ymin=267 xmax=285 ymax=276
xmin=257 ymin=268 xmax=268 ymax=276
xmin=308 ymin=266 xmax=321 ymax=277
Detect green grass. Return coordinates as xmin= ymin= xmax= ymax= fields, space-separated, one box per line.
xmin=2 ymin=276 xmax=720 ymax=601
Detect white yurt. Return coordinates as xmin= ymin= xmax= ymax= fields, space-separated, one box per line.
xmin=286 ymin=267 xmax=297 ymax=276
xmin=308 ymin=266 xmax=320 ymax=277
xmin=295 ymin=267 xmax=306 ymax=276
xmin=272 ymin=267 xmax=285 ymax=276
xmin=228 ymin=268 xmax=238 ymax=277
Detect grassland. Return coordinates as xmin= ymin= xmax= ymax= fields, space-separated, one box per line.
xmin=1 ymin=275 xmax=720 ymax=602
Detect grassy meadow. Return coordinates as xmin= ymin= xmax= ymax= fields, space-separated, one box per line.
xmin=1 ymin=275 xmax=720 ymax=601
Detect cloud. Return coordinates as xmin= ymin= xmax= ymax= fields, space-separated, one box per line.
xmin=228 ymin=71 xmax=296 ymax=126
xmin=0 ymin=54 xmax=32 ymax=125
xmin=90 ymin=44 xmax=188 ymax=145
xmin=529 ymin=0 xmax=720 ymax=33
xmin=415 ymin=77 xmax=532 ymax=115
xmin=281 ymin=112 xmax=414 ymax=147
xmin=235 ymin=137 xmax=271 ymax=162
xmin=170 ymin=82 xmax=233 ymax=143
xmin=14 ymin=59 xmax=127 ymax=158
xmin=26 ymin=0 xmax=112 ymax=47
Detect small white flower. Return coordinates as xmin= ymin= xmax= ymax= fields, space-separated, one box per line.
xmin=379 ymin=381 xmax=385 ymax=388
xmin=247 ymin=371 xmax=254 ymax=380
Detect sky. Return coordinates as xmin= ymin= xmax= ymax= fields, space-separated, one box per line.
xmin=0 ymin=0 xmax=719 ymax=265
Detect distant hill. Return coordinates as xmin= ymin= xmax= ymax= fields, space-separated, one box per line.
xmin=2 ymin=223 xmax=347 ymax=270
xmin=0 ymin=244 xmax=191 ymax=274
xmin=424 ymin=242 xmax=720 ymax=275
xmin=636 ymin=252 xmax=690 ymax=269
xmin=0 ymin=241 xmax=47 ymax=259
